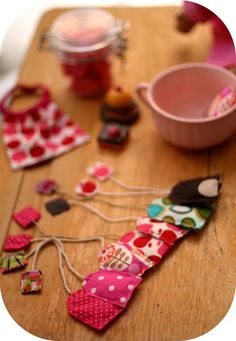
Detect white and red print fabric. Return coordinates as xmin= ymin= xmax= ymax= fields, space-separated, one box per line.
xmin=98 ymin=242 xmax=153 ymax=276
xmin=120 ymin=230 xmax=172 ymax=265
xmin=83 ymin=269 xmax=142 ymax=308
xmin=0 ymin=84 xmax=90 ymax=170
xmin=136 ymin=216 xmax=189 ymax=246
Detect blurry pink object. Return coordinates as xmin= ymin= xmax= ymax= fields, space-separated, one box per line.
xmin=136 ymin=63 xmax=236 ymax=150
xmin=183 ymin=1 xmax=236 ymax=68
xmin=87 ymin=162 xmax=114 ymax=181
xmin=207 ymin=87 xmax=236 ymax=117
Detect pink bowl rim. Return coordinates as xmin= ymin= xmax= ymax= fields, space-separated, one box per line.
xmin=147 ymin=62 xmax=236 ymax=124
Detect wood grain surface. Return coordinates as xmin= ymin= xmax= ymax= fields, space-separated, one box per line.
xmin=0 ymin=7 xmax=236 ymax=341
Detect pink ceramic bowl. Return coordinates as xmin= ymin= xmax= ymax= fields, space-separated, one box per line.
xmin=136 ymin=63 xmax=236 ymax=149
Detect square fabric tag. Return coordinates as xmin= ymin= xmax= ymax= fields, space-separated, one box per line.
xmin=45 ymin=198 xmax=70 ymax=216
xmin=83 ymin=269 xmax=142 ymax=308
xmin=21 ymin=270 xmax=43 ymax=294
xmin=0 ymin=253 xmax=28 ymax=273
xmin=35 ymin=179 xmax=58 ymax=195
xmin=147 ymin=197 xmax=213 ymax=230
xmin=136 ymin=216 xmax=189 ymax=245
xmin=3 ymin=234 xmax=32 ymax=251
xmin=13 ymin=206 xmax=41 ymax=228
xmin=67 ymin=288 xmax=123 ymax=331
xmin=120 ymin=231 xmax=171 ymax=265
xmin=98 ymin=242 xmax=153 ymax=276
xmin=169 ymin=175 xmax=221 ymax=206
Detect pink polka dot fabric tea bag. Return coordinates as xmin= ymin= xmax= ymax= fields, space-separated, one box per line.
xmin=0 ymin=84 xmax=90 ymax=170
xmin=67 ymin=288 xmax=124 ymax=331
xmin=83 ymin=269 xmax=142 ymax=308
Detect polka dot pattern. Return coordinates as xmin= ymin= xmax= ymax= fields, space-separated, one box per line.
xmin=147 ymin=197 xmax=213 ymax=230
xmin=136 ymin=216 xmax=189 ymax=245
xmin=2 ymin=101 xmax=90 ymax=170
xmin=67 ymin=288 xmax=123 ymax=331
xmin=83 ymin=269 xmax=142 ymax=308
xmin=169 ymin=175 xmax=221 ymax=206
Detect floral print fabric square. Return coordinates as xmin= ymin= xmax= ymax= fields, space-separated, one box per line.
xmin=83 ymin=269 xmax=142 ymax=308
xmin=98 ymin=242 xmax=153 ymax=276
xmin=67 ymin=288 xmax=123 ymax=331
xmin=120 ymin=231 xmax=171 ymax=265
xmin=136 ymin=216 xmax=189 ymax=245
xmin=21 ymin=270 xmax=43 ymax=294
xmin=147 ymin=197 xmax=213 ymax=230
xmin=0 ymin=253 xmax=28 ymax=273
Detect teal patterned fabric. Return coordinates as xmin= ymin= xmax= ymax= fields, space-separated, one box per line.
xmin=147 ymin=197 xmax=213 ymax=230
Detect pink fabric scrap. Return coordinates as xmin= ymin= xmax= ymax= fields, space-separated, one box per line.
xmin=83 ymin=269 xmax=142 ymax=308
xmin=184 ymin=1 xmax=236 ymax=68
xmin=3 ymin=234 xmax=32 ymax=251
xmin=67 ymin=288 xmax=123 ymax=331
xmin=87 ymin=162 xmax=114 ymax=181
xmin=13 ymin=206 xmax=41 ymax=228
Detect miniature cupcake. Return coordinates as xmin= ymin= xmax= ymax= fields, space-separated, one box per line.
xmin=101 ymin=86 xmax=140 ymax=124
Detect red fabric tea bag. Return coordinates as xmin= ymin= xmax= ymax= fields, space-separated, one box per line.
xmin=13 ymin=206 xmax=41 ymax=228
xmin=67 ymin=288 xmax=123 ymax=330
xmin=0 ymin=84 xmax=90 ymax=170
xmin=3 ymin=234 xmax=32 ymax=251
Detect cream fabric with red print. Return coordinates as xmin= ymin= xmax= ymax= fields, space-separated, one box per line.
xmin=120 ymin=231 xmax=172 ymax=265
xmin=1 ymin=84 xmax=90 ymax=170
xmin=98 ymin=242 xmax=153 ymax=276
xmin=83 ymin=269 xmax=142 ymax=308
xmin=136 ymin=216 xmax=189 ymax=246
xmin=67 ymin=288 xmax=123 ymax=331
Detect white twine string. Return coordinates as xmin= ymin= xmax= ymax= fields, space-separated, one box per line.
xmin=69 ymin=200 xmax=139 ymax=222
xmin=98 ymin=190 xmax=166 ymax=197
xmin=33 ymin=220 xmax=119 ymax=241
xmin=25 ymin=237 xmax=86 ymax=294
xmin=59 ymin=188 xmax=148 ymax=209
xmin=110 ymin=175 xmax=171 ymax=195
xmin=53 ymin=238 xmax=85 ymax=294
xmin=91 ymin=197 xmax=147 ymax=209
xmin=54 ymin=241 xmax=71 ymax=294
xmin=31 ymin=237 xmax=52 ymax=269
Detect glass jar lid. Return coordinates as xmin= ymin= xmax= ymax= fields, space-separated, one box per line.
xmin=49 ymin=8 xmax=121 ymax=53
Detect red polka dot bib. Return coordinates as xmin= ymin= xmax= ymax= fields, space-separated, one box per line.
xmin=0 ymin=84 xmax=90 ymax=170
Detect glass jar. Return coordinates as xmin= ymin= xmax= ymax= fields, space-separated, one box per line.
xmin=46 ymin=9 xmax=127 ymax=97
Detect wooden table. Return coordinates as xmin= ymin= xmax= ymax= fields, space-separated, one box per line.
xmin=1 ymin=7 xmax=236 ymax=341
